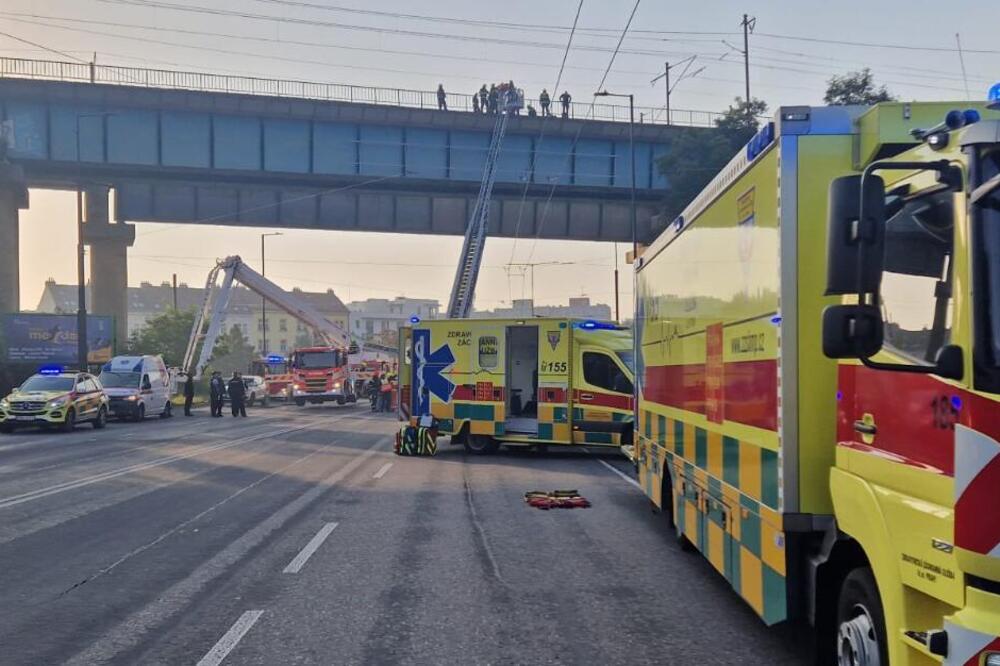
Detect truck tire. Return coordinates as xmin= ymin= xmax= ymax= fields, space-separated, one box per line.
xmin=262 ymin=395 xmax=270 ymax=408
xmin=247 ymin=394 xmax=255 ymax=407
xmin=134 ymin=404 xmax=145 ymax=422
xmin=160 ymin=401 xmax=172 ymax=418
xmin=464 ymin=435 xmax=499 ymax=455
xmin=295 ymin=398 xmax=306 ymax=407
xmin=836 ymin=568 xmax=888 ymax=666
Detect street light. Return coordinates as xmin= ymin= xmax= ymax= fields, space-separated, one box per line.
xmin=594 ymin=90 xmax=637 ymax=323
xmin=260 ymin=232 xmax=283 ymax=354
xmin=74 ymin=112 xmax=114 ymax=370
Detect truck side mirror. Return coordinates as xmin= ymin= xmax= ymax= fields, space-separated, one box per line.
xmin=933 ymin=344 xmax=964 ymax=380
xmin=825 ymin=174 xmax=886 ymax=296
xmin=142 ymin=375 xmax=152 ymax=391
xmin=822 ymin=305 xmax=883 ymax=359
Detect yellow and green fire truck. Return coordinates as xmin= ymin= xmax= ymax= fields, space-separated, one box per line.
xmin=399 ymin=317 xmax=634 ymax=453
xmin=635 ymin=97 xmax=1000 ymax=664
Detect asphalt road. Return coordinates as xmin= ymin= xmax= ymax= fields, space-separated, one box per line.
xmin=0 ymin=404 xmax=811 ymax=665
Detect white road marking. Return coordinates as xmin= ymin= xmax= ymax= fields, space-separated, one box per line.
xmin=66 ymin=435 xmax=390 ymax=665
xmin=196 ymin=610 xmax=264 ymax=666
xmin=372 ymin=462 xmax=393 ymax=480
xmin=597 ymin=459 xmax=642 ymax=490
xmin=283 ymin=521 xmax=339 ymax=573
xmin=0 ymin=416 xmax=347 ymax=510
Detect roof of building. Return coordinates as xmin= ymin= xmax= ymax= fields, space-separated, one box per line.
xmin=37 ymin=280 xmax=348 ymax=316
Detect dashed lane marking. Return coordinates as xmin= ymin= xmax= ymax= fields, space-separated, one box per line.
xmin=196 ymin=610 xmax=264 ymax=666
xmin=372 ymin=462 xmax=393 ymax=480
xmin=283 ymin=521 xmax=339 ymax=574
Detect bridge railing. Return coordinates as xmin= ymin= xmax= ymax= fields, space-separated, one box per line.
xmin=0 ymin=56 xmax=723 ymax=128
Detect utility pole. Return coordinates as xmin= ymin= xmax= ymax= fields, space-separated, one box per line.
xmin=172 ymin=273 xmax=178 ymax=310
xmin=664 ymin=62 xmax=670 ymax=123
xmin=741 ymin=14 xmax=756 ymax=121
xmin=650 ymin=56 xmax=700 ymax=125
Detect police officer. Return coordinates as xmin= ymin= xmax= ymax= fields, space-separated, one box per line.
xmin=368 ymin=373 xmax=382 ymax=412
xmin=209 ymin=371 xmax=225 ymax=417
xmin=437 ymin=84 xmax=448 ymax=111
xmin=228 ymin=371 xmax=247 ymax=417
xmin=183 ymin=372 xmax=195 ymax=416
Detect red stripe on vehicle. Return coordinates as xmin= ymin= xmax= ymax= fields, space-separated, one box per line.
xmin=963 ymin=637 xmax=1000 ymax=666
xmin=574 ymin=389 xmax=632 ymax=411
xmin=955 ymin=454 xmax=1000 ymax=556
xmin=643 ymin=360 xmax=777 ymax=430
xmin=539 ymin=387 xmax=568 ymax=403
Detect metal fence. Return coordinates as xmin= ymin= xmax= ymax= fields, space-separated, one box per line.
xmin=0 ymin=57 xmax=723 ymax=128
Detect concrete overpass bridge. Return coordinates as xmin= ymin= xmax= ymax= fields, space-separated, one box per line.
xmin=0 ymin=57 xmax=718 ymax=343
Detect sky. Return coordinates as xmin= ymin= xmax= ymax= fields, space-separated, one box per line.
xmin=3 ymin=0 xmax=999 ymax=316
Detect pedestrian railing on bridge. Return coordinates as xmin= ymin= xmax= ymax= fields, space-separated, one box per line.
xmin=0 ymin=57 xmax=723 ymax=128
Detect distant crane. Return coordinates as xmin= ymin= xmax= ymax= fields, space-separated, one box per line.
xmin=446 ymin=86 xmax=524 ymax=318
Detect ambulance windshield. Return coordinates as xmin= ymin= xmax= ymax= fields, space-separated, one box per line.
xmin=615 ymin=350 xmax=635 ymax=373
xmin=99 ymin=371 xmax=141 ymax=388
xmin=975 ymin=145 xmax=1000 ymax=373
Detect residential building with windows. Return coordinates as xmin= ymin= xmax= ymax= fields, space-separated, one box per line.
xmin=347 ymin=297 xmax=440 ymax=344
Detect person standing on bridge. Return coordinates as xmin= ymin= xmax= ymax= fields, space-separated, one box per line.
xmin=472 ymin=91 xmax=480 ymax=114
xmin=560 ymin=90 xmax=572 ymax=118
xmin=478 ymin=85 xmax=488 ymax=114
xmin=437 ymin=84 xmax=448 ymax=111
xmin=209 ymin=371 xmax=225 ymax=417
xmin=183 ymin=372 xmax=195 ymax=417
xmin=228 ymin=372 xmax=247 ymax=417
xmin=488 ymin=84 xmax=498 ymax=114
xmin=539 ymin=89 xmax=551 ymax=117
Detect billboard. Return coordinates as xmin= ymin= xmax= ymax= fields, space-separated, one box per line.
xmin=2 ymin=313 xmax=114 ymax=364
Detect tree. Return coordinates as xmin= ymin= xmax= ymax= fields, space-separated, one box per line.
xmin=207 ymin=324 xmax=256 ymax=376
xmin=824 ymin=68 xmax=895 ymax=106
xmin=654 ymin=97 xmax=768 ymax=221
xmin=714 ymin=96 xmax=769 ymax=135
xmin=125 ymin=308 xmax=195 ymax=367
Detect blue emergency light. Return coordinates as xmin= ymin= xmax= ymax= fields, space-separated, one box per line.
xmin=988 ymin=82 xmax=1000 ymax=110
xmin=409 ymin=315 xmax=421 ymax=324
xmin=266 ymin=354 xmax=284 ymax=364
xmin=575 ymin=320 xmax=617 ymax=331
xmin=39 ymin=365 xmax=64 ymax=375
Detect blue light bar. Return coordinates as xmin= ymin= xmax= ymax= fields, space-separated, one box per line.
xmin=988 ymin=82 xmax=1000 ymax=110
xmin=574 ymin=320 xmax=617 ymax=331
xmin=39 ymin=365 xmax=64 ymax=375
xmin=963 ymin=109 xmax=981 ymax=125
xmin=266 ymin=354 xmax=284 ymax=364
xmin=409 ymin=315 xmax=421 ymax=324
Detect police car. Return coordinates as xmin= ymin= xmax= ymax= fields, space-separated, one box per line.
xmin=0 ymin=366 xmax=110 ymax=433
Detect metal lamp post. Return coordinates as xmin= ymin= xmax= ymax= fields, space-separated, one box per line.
xmin=594 ymin=91 xmax=637 ymax=322
xmin=260 ymin=232 xmax=282 ymax=354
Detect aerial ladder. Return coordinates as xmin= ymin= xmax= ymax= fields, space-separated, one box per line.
xmin=182 ymin=255 xmax=351 ymax=379
xmin=446 ymin=86 xmax=523 ymax=318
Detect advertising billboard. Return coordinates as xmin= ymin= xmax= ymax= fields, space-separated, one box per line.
xmin=2 ymin=313 xmax=114 ymax=364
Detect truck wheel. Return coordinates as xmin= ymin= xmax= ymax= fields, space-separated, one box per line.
xmin=93 ymin=407 xmax=107 ymax=429
xmin=61 ymin=408 xmax=76 ymax=432
xmin=1 ymin=424 xmax=13 ymax=434
xmin=262 ymin=396 xmax=270 ymax=408
xmin=464 ymin=435 xmax=499 ymax=455
xmin=836 ymin=568 xmax=888 ymax=666
xmin=247 ymin=394 xmax=255 ymax=408
xmin=160 ymin=401 xmax=172 ymax=418
xmin=295 ymin=398 xmax=306 ymax=407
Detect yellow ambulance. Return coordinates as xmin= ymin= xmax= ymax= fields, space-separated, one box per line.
xmin=398 ymin=317 xmax=634 ymax=453
xmin=635 ymin=99 xmax=1000 ymax=664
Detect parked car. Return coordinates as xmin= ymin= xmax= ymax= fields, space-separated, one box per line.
xmin=98 ymin=355 xmax=173 ymax=421
xmin=223 ymin=375 xmax=269 ymax=407
xmin=0 ymin=366 xmax=109 ymax=432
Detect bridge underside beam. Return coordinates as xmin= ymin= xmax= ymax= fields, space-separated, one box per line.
xmin=115 ymin=181 xmax=660 ymax=243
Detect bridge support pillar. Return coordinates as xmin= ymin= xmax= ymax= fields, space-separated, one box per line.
xmin=0 ymin=162 xmax=28 ymax=316
xmin=83 ymin=187 xmax=135 ymax=349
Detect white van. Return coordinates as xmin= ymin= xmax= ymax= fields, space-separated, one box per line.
xmin=98 ymin=355 xmax=173 ymax=421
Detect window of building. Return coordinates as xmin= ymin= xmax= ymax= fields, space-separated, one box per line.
xmin=582 ymin=351 xmax=632 ymax=394
xmin=279 ymin=319 xmax=287 ymax=332
xmin=280 ymin=340 xmax=287 ymax=352
xmin=880 ymin=189 xmax=954 ymax=364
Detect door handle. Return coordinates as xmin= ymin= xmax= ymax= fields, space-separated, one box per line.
xmin=580 ymin=393 xmax=594 ymax=401
xmin=853 ymin=420 xmax=877 ymax=436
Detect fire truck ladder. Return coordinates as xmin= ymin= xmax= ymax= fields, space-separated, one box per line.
xmin=182 ymin=256 xmax=351 ymax=378
xmin=446 ymin=88 xmax=523 ymax=318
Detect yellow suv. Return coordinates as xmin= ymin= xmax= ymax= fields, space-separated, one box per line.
xmin=0 ymin=367 xmax=110 ymax=433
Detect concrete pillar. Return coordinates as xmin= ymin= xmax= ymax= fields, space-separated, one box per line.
xmin=0 ymin=163 xmax=29 ymax=315
xmin=83 ymin=186 xmax=134 ymax=349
